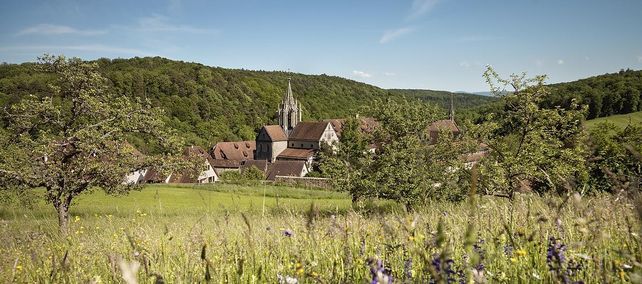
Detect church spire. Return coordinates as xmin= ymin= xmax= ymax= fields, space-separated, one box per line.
xmin=449 ymin=93 xmax=455 ymax=121
xmin=278 ymin=78 xmax=300 ymax=136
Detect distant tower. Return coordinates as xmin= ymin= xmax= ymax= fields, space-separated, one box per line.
xmin=278 ymin=78 xmax=301 ymax=136
xmin=449 ymin=93 xmax=455 ymax=121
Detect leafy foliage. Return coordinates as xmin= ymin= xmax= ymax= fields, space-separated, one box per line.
xmin=475 ymin=67 xmax=588 ymax=197
xmin=585 ymin=122 xmax=642 ymax=193
xmin=0 ymin=55 xmax=183 ymax=234
xmin=547 ymin=69 xmax=642 ymax=119
xmin=322 ymin=99 xmax=475 ymax=209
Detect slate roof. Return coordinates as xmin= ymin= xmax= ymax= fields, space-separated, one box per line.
xmin=211 ymin=141 xmax=255 ymax=160
xmin=288 ymin=121 xmax=330 ymax=142
xmin=277 ymin=148 xmax=316 ymax=160
xmin=266 ymin=160 xmax=306 ymax=180
xmin=258 ymin=125 xmax=288 ymax=142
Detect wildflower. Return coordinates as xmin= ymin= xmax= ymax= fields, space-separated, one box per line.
xmin=503 ymin=244 xmax=513 ymax=256
xmin=369 ymin=259 xmax=393 ymax=284
xmin=516 ymin=249 xmax=527 ymax=257
xmin=74 ymin=215 xmax=80 ymax=223
xmin=404 ymin=258 xmax=413 ymax=280
xmin=430 ymin=253 xmax=458 ymax=283
xmin=472 ymin=268 xmax=486 ymax=283
xmin=283 ymin=229 xmax=293 ymax=237
xmin=16 ymin=264 xmax=23 ymax=271
xmin=546 ymin=237 xmax=566 ymax=271
xmin=277 ymin=274 xmax=298 ymax=284
xmin=295 ymin=262 xmax=304 ymax=275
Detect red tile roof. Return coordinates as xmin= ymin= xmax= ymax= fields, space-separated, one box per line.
xmin=289 ymin=121 xmax=330 ymax=142
xmin=428 ymin=119 xmax=460 ymax=133
xmin=211 ymin=141 xmax=255 ymax=160
xmin=210 ymin=159 xmax=241 ymax=168
xmin=266 ymin=160 xmax=306 ymax=180
xmin=259 ymin=125 xmax=288 ymax=142
xmin=277 ymin=148 xmax=316 ymax=160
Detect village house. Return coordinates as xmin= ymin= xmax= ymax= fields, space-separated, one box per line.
xmin=255 ymin=125 xmax=288 ymax=162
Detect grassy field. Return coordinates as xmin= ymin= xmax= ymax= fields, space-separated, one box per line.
xmin=585 ymin=111 xmax=642 ymax=129
xmin=1 ymin=184 xmax=641 ymax=283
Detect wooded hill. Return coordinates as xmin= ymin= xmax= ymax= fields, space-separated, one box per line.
xmin=0 ymin=57 xmax=483 ymax=150
xmin=1 ymin=57 xmax=640 ymax=150
xmin=547 ymin=69 xmax=642 ymax=119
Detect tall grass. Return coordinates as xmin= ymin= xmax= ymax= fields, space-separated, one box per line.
xmin=0 ymin=185 xmax=640 ymax=283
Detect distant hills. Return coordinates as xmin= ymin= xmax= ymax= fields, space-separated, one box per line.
xmin=387 ymin=89 xmax=497 ymax=110
xmin=0 ymin=57 xmax=640 ymax=150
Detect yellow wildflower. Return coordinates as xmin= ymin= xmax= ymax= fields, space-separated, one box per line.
xmin=516 ymin=249 xmax=527 ymax=257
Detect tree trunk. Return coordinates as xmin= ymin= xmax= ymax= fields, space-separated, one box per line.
xmin=55 ymin=198 xmax=71 ymax=236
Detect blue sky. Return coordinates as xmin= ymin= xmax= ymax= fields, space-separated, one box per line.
xmin=1 ymin=0 xmax=641 ymax=92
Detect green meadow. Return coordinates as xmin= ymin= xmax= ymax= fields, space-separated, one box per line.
xmin=585 ymin=111 xmax=642 ymax=129
xmin=1 ymin=184 xmax=640 ymax=283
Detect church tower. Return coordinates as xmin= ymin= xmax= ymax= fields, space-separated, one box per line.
xmin=278 ymin=78 xmax=301 ymax=136
xmin=449 ymin=93 xmax=455 ymax=121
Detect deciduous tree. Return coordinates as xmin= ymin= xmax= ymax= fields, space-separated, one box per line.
xmin=0 ymin=55 xmax=183 ymax=234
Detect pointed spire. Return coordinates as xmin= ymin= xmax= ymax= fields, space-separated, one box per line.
xmin=449 ymin=93 xmax=455 ymax=121
xmin=285 ymin=77 xmax=294 ymax=105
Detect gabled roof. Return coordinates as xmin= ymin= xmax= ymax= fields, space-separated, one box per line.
xmin=211 ymin=141 xmax=255 ymax=160
xmin=210 ymin=159 xmax=241 ymax=168
xmin=289 ymin=121 xmax=331 ymax=142
xmin=428 ymin=119 xmax=460 ymax=133
xmin=277 ymin=148 xmax=316 ymax=160
xmin=142 ymin=168 xmax=168 ymax=183
xmin=258 ymin=125 xmax=288 ymax=142
xmin=184 ymin=146 xmax=216 ymax=166
xmin=266 ymin=160 xmax=306 ymax=180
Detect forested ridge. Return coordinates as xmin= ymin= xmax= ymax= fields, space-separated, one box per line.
xmin=547 ymin=69 xmax=642 ymax=119
xmin=0 ymin=57 xmax=394 ymax=149
xmin=0 ymin=57 xmax=477 ymax=150
xmin=1 ymin=57 xmax=640 ymax=151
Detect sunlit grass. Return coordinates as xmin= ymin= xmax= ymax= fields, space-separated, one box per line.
xmin=0 ymin=185 xmax=639 ymax=283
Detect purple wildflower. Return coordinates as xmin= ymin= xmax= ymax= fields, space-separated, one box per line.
xmin=404 ymin=258 xmax=413 ymax=281
xmin=368 ymin=258 xmax=393 ymax=284
xmin=430 ymin=254 xmax=458 ymax=284
xmin=283 ymin=229 xmax=293 ymax=237
xmin=546 ymin=236 xmax=584 ymax=284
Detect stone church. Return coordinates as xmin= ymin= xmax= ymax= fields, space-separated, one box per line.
xmin=255 ymin=78 xmax=339 ymax=165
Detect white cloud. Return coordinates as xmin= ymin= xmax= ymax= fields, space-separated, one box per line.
xmin=136 ymin=14 xmax=215 ymax=34
xmin=459 ymin=61 xmax=471 ymax=68
xmin=380 ymin=27 xmax=414 ymax=44
xmin=557 ymin=59 xmax=564 ymax=65
xmin=384 ymin=72 xmax=396 ymax=76
xmin=0 ymin=44 xmax=150 ymax=56
xmin=352 ymin=70 xmax=372 ymax=78
xmin=408 ymin=0 xmax=439 ymax=19
xmin=17 ymin=24 xmax=106 ymax=36
xmin=535 ymin=60 xmax=544 ymax=67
